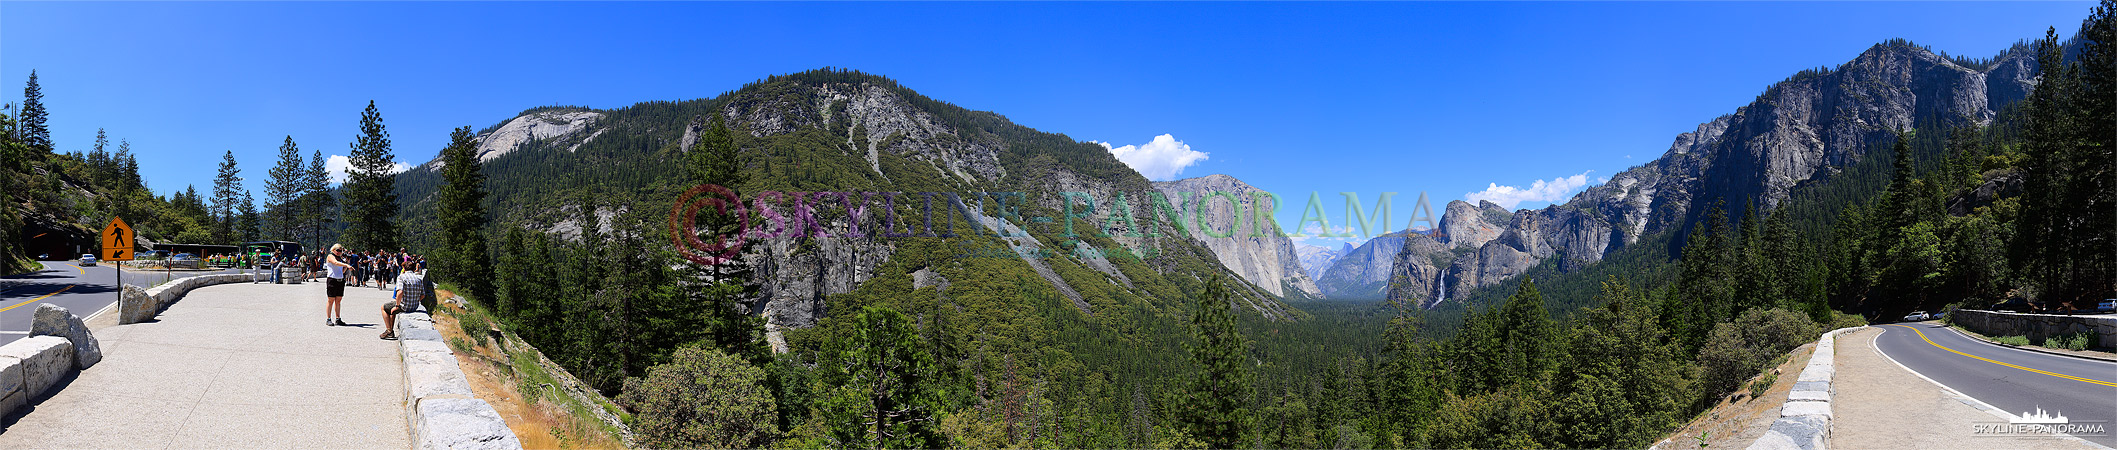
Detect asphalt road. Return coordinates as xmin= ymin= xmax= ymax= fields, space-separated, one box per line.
xmin=0 ymin=261 xmax=248 ymax=346
xmin=1875 ymin=322 xmax=2117 ymax=447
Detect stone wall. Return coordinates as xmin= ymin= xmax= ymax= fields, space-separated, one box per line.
xmin=1746 ymin=326 xmax=1866 ymax=450
xmin=0 ymin=336 xmax=74 ymax=419
xmin=121 ymin=273 xmax=263 ymax=324
xmin=1950 ymin=310 xmax=2117 ymax=349
xmin=395 ymin=311 xmax=523 ymax=450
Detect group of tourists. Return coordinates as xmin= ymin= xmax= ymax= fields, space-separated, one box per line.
xmin=314 ymin=243 xmax=432 ymax=341
xmin=295 ymin=247 xmax=423 ymax=289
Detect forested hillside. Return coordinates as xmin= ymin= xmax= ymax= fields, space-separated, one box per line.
xmin=0 ymin=71 xmax=340 ymax=274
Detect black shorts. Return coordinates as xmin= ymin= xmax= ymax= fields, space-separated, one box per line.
xmin=327 ymin=277 xmax=346 ymax=297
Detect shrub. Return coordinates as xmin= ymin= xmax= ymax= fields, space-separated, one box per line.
xmin=617 ymin=345 xmax=779 ymax=449
xmin=1748 ymin=372 xmax=1778 ymax=399
xmin=2046 ymin=330 xmax=2095 ymax=351
xmin=455 ymin=308 xmax=491 ymax=347
xmin=1993 ymin=335 xmax=2033 ymax=346
xmin=1699 ymin=308 xmax=1820 ymax=398
xmin=1827 ymin=310 xmax=1868 ymax=330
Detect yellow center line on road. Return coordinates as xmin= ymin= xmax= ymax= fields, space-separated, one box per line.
xmin=0 ymin=284 xmax=76 ymax=314
xmin=57 ymin=262 xmax=83 ymax=274
xmin=1887 ymin=324 xmax=2117 ymax=388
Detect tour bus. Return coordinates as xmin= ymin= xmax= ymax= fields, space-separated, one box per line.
xmin=242 ymin=241 xmax=303 ymax=269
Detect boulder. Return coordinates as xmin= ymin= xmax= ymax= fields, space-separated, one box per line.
xmin=30 ymin=303 xmax=101 ymax=369
xmin=119 ymin=285 xmax=156 ymax=324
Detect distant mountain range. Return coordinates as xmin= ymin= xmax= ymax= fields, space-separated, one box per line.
xmin=1377 ymin=40 xmax=2039 ymax=308
xmin=1294 ymin=243 xmax=1345 ymax=281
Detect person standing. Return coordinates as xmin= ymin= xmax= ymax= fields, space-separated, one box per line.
xmin=324 ymin=244 xmax=352 ymax=326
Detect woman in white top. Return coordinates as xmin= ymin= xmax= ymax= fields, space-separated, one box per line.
xmin=325 ymin=244 xmax=352 ymax=326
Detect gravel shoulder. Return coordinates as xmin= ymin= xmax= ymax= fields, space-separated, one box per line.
xmin=1834 ymin=327 xmax=2099 ymax=450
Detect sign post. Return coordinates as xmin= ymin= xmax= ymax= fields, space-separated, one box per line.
xmin=102 ymin=217 xmax=134 ymax=305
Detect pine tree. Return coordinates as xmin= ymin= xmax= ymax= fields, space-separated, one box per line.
xmin=341 ymin=100 xmax=399 ymax=251
xmin=210 ymin=150 xmax=244 ymax=244
xmin=114 ymin=139 xmax=140 ymax=190
xmin=20 ymin=70 xmax=49 ymax=152
xmin=304 ymin=149 xmax=336 ymax=251
xmin=435 ymin=126 xmax=493 ymax=305
xmin=1669 ymin=200 xmax=1733 ymax=351
xmin=266 ymin=136 xmax=305 ymax=241
xmin=88 ymin=128 xmax=109 ymax=184
xmin=817 ymin=305 xmax=945 ymax=449
xmin=1552 ymin=278 xmax=1693 ymax=448
xmin=1184 ymin=276 xmax=1253 ymax=449
xmin=238 ymin=190 xmax=261 ymax=243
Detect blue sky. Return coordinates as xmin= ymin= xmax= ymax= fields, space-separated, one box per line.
xmin=2 ymin=1 xmax=2095 ymax=248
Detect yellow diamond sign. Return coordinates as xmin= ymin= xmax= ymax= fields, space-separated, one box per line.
xmin=101 ymin=216 xmax=134 ymax=261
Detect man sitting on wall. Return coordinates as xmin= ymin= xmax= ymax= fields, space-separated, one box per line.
xmin=378 ymin=261 xmax=431 ymax=340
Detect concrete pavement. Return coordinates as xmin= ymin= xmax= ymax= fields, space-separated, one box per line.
xmin=1836 ymin=327 xmax=2105 ymax=449
xmin=0 ymin=261 xmax=248 ymax=347
xmin=0 ymin=280 xmax=409 ymax=449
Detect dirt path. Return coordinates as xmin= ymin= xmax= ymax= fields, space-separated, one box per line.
xmin=1834 ymin=327 xmax=2099 ymax=450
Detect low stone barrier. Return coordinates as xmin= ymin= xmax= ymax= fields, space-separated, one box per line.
xmin=119 ymin=273 xmax=264 ymax=324
xmin=395 ymin=311 xmax=522 ymax=450
xmin=1949 ymin=309 xmax=2117 ymax=349
xmin=1746 ymin=326 xmax=1865 ymax=450
xmin=0 ymin=304 xmax=99 ymax=420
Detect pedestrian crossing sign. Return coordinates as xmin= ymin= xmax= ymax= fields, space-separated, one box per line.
xmin=102 ymin=216 xmax=134 ymax=261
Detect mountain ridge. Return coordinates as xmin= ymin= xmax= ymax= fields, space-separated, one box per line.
xmin=1384 ymin=40 xmax=2041 ymax=308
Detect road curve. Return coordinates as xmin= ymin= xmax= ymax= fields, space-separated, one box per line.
xmin=1874 ymin=322 xmax=2117 ymax=447
xmin=0 ymin=261 xmax=246 ymax=346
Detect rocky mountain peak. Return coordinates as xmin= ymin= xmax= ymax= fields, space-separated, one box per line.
xmin=1154 ymin=174 xmax=1323 ymax=299
xmin=1384 ymin=38 xmax=2041 ymax=309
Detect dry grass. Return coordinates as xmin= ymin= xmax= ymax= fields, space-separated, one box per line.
xmin=432 ymin=289 xmax=628 ymax=450
xmin=1657 ymin=343 xmax=1817 ymax=449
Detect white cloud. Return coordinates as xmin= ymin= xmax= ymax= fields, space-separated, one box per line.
xmin=1095 ymin=134 xmax=1209 ymax=181
xmin=325 ymin=154 xmax=410 ymax=184
xmin=1465 ymin=171 xmax=1597 ymax=209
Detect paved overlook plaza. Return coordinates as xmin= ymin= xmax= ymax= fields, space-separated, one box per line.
xmin=0 ymin=281 xmax=410 ymax=449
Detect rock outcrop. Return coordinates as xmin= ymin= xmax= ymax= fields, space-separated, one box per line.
xmin=474 ymin=111 xmax=602 ymax=162
xmin=29 ymin=304 xmax=99 ymax=370
xmin=1153 ymin=174 xmax=1323 ymax=299
xmin=1436 ymin=200 xmax=1510 ymax=250
xmin=1386 ymin=42 xmax=2039 ymax=309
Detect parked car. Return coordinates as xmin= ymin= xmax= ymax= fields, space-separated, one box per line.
xmin=1994 ymin=298 xmax=2037 ymax=313
xmin=171 ymin=253 xmax=198 ymax=261
xmin=79 ymin=254 xmax=97 ymax=267
xmin=2098 ymin=300 xmax=2116 ymax=313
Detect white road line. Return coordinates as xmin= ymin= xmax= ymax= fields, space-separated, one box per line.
xmin=0 ymin=331 xmax=26 ymax=335
xmin=1870 ymin=327 xmax=2116 ymax=450
xmin=1935 ymin=324 xmax=2117 ymax=366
